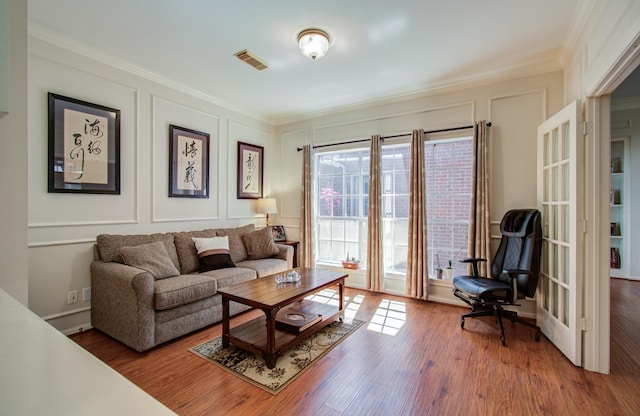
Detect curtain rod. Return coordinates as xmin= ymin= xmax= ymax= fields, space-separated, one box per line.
xmin=296 ymin=122 xmax=490 ymax=151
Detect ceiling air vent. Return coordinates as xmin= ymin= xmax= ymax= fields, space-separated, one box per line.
xmin=234 ymin=49 xmax=268 ymax=71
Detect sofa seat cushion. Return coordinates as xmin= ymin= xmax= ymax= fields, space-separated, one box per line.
xmin=96 ymin=233 xmax=180 ymax=270
xmin=173 ymin=229 xmax=217 ymax=274
xmin=236 ymin=258 xmax=288 ymax=278
xmin=154 ymin=274 xmax=218 ymax=311
xmin=215 ymin=224 xmax=255 ymax=264
xmin=201 ymin=267 xmax=257 ymax=289
xmin=155 ymin=294 xmax=222 ymax=325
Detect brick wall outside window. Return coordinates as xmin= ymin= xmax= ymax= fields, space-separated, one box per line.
xmin=425 ymin=139 xmax=473 ymax=276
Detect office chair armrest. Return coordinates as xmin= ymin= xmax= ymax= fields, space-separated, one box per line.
xmin=501 ymin=269 xmax=532 ymax=303
xmin=461 ymin=257 xmax=487 ymax=277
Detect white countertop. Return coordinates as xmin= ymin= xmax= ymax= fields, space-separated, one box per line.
xmin=0 ymin=289 xmax=176 ymax=416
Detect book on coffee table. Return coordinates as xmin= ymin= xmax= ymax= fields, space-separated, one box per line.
xmin=275 ymin=308 xmax=322 ymax=333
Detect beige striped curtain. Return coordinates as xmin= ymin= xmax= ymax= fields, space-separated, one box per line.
xmin=366 ymin=135 xmax=384 ymax=292
xmin=300 ymin=145 xmax=314 ymax=269
xmin=468 ymin=121 xmax=492 ymax=277
xmin=406 ymin=129 xmax=428 ymax=299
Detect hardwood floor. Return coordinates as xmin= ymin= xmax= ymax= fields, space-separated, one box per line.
xmin=70 ymin=281 xmax=640 ymax=415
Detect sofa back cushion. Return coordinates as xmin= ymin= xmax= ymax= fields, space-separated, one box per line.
xmin=241 ymin=226 xmax=280 ymax=260
xmin=119 ymin=241 xmax=181 ymax=280
xmin=173 ymin=229 xmax=216 ymax=274
xmin=215 ymin=223 xmax=255 ymax=263
xmin=96 ymin=233 xmax=180 ymax=270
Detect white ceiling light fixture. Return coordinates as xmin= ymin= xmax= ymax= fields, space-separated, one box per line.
xmin=298 ymin=29 xmax=330 ymax=60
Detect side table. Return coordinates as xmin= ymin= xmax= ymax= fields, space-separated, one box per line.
xmin=281 ymin=240 xmax=299 ymax=268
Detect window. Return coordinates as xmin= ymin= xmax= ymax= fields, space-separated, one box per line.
xmin=380 ymin=144 xmax=410 ymax=275
xmin=314 ymin=135 xmax=473 ymax=281
xmin=425 ymin=138 xmax=473 ymax=277
xmin=316 ymin=150 xmax=369 ymax=265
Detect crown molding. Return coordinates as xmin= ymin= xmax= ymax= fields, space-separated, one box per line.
xmin=272 ymin=58 xmax=561 ymax=126
xmin=28 ymin=23 xmax=564 ymax=128
xmin=28 ymin=24 xmax=270 ymax=124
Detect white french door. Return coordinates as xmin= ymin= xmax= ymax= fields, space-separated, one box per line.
xmin=536 ymin=101 xmax=583 ymax=366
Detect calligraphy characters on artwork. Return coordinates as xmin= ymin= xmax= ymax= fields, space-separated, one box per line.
xmin=64 ymin=110 xmax=108 ymax=184
xmin=237 ymin=141 xmax=264 ymax=199
xmin=169 ymin=125 xmax=210 ymax=198
xmin=48 ymin=93 xmax=121 ymax=194
xmin=242 ymin=148 xmax=259 ymax=194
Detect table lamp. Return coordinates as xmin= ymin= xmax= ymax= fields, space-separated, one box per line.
xmin=257 ymin=198 xmax=277 ymax=226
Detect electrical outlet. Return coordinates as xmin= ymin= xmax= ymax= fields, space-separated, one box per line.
xmin=67 ymin=290 xmax=78 ymax=305
xmin=82 ymin=287 xmax=91 ymax=302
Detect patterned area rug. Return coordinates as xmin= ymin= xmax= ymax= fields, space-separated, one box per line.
xmin=190 ymin=319 xmax=365 ymax=394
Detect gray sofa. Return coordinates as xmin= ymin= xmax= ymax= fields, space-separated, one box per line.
xmin=90 ymin=224 xmax=293 ymax=351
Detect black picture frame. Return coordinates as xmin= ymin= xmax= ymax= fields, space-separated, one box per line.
xmin=272 ymin=225 xmax=286 ymax=242
xmin=169 ymin=124 xmax=210 ymax=198
xmin=48 ymin=93 xmax=121 ymax=194
xmin=237 ymin=141 xmax=263 ymax=199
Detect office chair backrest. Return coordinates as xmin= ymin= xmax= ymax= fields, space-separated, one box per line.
xmin=490 ymin=209 xmax=542 ymax=299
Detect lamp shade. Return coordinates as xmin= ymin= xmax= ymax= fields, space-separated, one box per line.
xmin=298 ymin=29 xmax=330 ymax=60
xmin=257 ymin=198 xmax=277 ymax=214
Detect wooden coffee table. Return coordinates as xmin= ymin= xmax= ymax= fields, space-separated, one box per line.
xmin=218 ymin=268 xmax=347 ymax=369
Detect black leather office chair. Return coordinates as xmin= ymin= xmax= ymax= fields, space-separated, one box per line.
xmin=452 ymin=209 xmax=543 ymax=345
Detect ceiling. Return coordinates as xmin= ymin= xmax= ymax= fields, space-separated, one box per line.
xmin=28 ymin=0 xmax=590 ymax=125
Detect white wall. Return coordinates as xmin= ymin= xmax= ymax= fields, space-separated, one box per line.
xmin=0 ymin=0 xmax=28 ymax=304
xmin=27 ymin=36 xmax=277 ymax=332
xmin=276 ymin=71 xmax=564 ymax=306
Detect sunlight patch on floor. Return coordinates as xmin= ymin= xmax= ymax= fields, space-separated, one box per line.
xmin=305 ymin=289 xmax=364 ymax=322
xmin=367 ymin=299 xmax=406 ymax=336
xmin=343 ymin=294 xmax=364 ymax=321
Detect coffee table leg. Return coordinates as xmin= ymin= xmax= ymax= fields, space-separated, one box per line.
xmin=338 ymin=279 xmax=345 ymax=321
xmin=264 ymin=353 xmax=278 ymax=369
xmin=222 ymin=297 xmax=230 ymax=348
xmin=264 ymin=308 xmax=278 ymax=369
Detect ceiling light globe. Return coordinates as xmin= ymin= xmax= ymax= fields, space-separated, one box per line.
xmin=298 ymin=29 xmax=330 ymax=60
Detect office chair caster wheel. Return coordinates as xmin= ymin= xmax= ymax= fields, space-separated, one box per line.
xmin=535 ymin=329 xmax=542 ymax=342
xmin=460 ymin=317 xmax=465 ymax=329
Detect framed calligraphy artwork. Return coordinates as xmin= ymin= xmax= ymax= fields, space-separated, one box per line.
xmin=48 ymin=93 xmax=121 ymax=194
xmin=169 ymin=124 xmax=210 ymax=198
xmin=237 ymin=141 xmax=263 ymax=199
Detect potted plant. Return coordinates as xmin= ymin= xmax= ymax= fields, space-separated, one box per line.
xmin=444 ymin=259 xmax=454 ymax=280
xmin=342 ymin=252 xmax=360 ymax=270
xmin=435 ymin=251 xmax=443 ymax=279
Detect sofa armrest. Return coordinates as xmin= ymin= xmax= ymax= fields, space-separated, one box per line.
xmin=275 ymin=244 xmax=294 ymax=269
xmin=90 ymin=261 xmax=156 ymax=351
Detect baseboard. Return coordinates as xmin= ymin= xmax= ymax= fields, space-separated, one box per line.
xmin=427 ymin=293 xmax=468 ymax=308
xmin=61 ymin=323 xmax=93 ymax=336
xmin=43 ymin=307 xmax=92 ymax=335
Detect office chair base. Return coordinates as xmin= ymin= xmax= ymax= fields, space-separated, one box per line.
xmin=459 ymin=304 xmax=542 ymax=346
